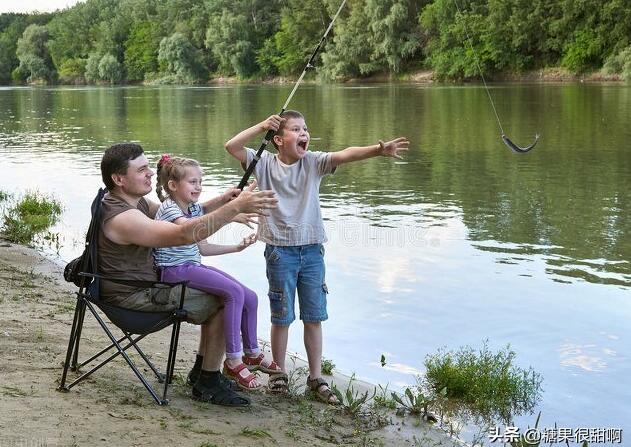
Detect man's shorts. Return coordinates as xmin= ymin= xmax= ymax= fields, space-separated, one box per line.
xmin=105 ymin=284 xmax=222 ymax=325
xmin=264 ymin=243 xmax=329 ymax=326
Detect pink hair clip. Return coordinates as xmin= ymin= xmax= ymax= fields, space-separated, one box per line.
xmin=158 ymin=153 xmax=171 ymax=166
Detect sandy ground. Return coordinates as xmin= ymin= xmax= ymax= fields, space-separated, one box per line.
xmin=0 ymin=241 xmax=461 ymax=447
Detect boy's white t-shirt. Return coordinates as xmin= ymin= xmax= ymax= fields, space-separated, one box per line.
xmin=245 ymin=147 xmax=335 ymax=246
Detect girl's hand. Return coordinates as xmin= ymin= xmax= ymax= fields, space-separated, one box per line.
xmin=233 ymin=213 xmax=258 ymax=229
xmin=378 ymin=137 xmax=410 ymax=160
xmin=236 ymin=233 xmax=257 ymax=251
xmin=260 ymin=115 xmax=283 ymax=132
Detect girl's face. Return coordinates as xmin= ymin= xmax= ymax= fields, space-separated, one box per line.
xmin=168 ymin=166 xmax=203 ymax=204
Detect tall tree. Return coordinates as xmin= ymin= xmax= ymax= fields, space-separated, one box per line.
xmin=16 ymin=24 xmax=55 ymax=83
xmin=124 ymin=21 xmax=160 ymax=81
xmin=158 ymin=32 xmax=204 ymax=82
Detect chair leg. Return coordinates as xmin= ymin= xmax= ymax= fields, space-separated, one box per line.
xmin=71 ymin=298 xmax=88 ymax=370
xmin=83 ymin=300 xmax=164 ymax=404
xmin=127 ymin=332 xmax=164 ymax=382
xmin=58 ymin=296 xmax=85 ymax=391
xmin=162 ymin=319 xmax=183 ymax=402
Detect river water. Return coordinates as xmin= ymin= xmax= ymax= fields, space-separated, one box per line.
xmin=0 ymin=84 xmax=629 ymax=443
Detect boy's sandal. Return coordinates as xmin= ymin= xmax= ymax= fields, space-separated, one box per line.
xmin=242 ymin=353 xmax=283 ymax=374
xmin=306 ymin=376 xmax=339 ymax=405
xmin=267 ymin=373 xmax=289 ymax=394
xmin=223 ymin=361 xmax=263 ymax=391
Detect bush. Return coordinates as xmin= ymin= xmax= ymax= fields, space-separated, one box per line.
xmin=1 ymin=191 xmax=62 ymax=245
xmin=424 ymin=341 xmax=542 ymax=423
xmin=603 ymin=46 xmax=631 ymax=81
xmin=562 ymin=29 xmax=605 ymax=73
xmin=84 ymin=53 xmax=101 ymax=83
xmin=98 ymin=54 xmax=123 ymax=84
xmin=58 ymin=58 xmax=86 ymax=83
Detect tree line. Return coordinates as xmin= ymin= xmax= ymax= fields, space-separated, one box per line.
xmin=1 ymin=0 xmax=630 ymax=85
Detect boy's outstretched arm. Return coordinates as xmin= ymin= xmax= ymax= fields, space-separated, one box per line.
xmin=330 ymin=137 xmax=410 ymax=168
xmin=225 ymin=115 xmax=283 ymax=167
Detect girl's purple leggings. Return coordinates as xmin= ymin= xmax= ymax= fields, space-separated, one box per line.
xmin=160 ymin=263 xmax=259 ymax=359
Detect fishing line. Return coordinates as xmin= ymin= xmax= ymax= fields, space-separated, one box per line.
xmin=452 ymin=0 xmax=539 ymax=153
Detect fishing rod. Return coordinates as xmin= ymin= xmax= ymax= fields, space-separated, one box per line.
xmin=453 ymin=0 xmax=539 ymax=153
xmin=237 ymin=0 xmax=348 ymax=189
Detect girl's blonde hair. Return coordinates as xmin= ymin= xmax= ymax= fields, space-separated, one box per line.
xmin=155 ymin=154 xmax=201 ymax=202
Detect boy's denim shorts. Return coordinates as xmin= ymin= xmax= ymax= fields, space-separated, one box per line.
xmin=264 ymin=243 xmax=329 ymax=326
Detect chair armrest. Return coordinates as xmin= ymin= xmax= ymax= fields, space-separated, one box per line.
xmin=78 ymin=272 xmax=189 ymax=289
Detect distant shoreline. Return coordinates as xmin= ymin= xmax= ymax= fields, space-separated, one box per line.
xmin=3 ymin=67 xmax=624 ymax=88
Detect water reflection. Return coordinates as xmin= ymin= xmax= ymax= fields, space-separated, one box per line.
xmin=1 ymin=85 xmax=630 ymax=288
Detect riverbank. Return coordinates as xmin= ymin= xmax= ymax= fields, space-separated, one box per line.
xmin=142 ymin=67 xmax=627 ymax=84
xmin=6 ymin=66 xmax=625 ymax=89
xmin=0 ymin=241 xmax=460 ymax=447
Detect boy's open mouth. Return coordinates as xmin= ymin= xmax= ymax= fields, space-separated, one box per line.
xmin=298 ymin=141 xmax=308 ymax=150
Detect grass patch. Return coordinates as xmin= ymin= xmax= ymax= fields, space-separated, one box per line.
xmin=371 ymin=384 xmax=397 ymax=410
xmin=0 ymin=190 xmax=10 ymax=202
xmin=1 ymin=191 xmax=62 ymax=245
xmin=321 ymin=357 xmax=335 ymax=375
xmin=0 ymin=385 xmax=33 ymax=397
xmin=424 ymin=341 xmax=542 ymax=423
xmin=240 ymin=426 xmax=274 ymax=440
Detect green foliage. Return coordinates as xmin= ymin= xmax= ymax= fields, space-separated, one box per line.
xmin=424 ymin=341 xmax=542 ymax=423
xmin=562 ymin=29 xmax=605 ymax=73
xmin=1 ymin=191 xmax=62 ymax=245
xmin=321 ymin=357 xmax=335 ymax=375
xmin=2 ymin=0 xmax=631 ymax=83
xmin=264 ymin=0 xmax=328 ymax=76
xmin=158 ymin=32 xmax=204 ymax=82
xmin=371 ymin=384 xmax=397 ymax=410
xmin=84 ymin=52 xmax=101 ymax=83
xmin=205 ymin=0 xmax=281 ymax=78
xmin=331 ymin=375 xmax=375 ymax=416
xmin=98 ymin=53 xmax=123 ymax=84
xmin=57 ymin=57 xmax=86 ymax=83
xmin=0 ymin=190 xmax=9 ymax=202
xmin=603 ymin=45 xmax=631 ymax=80
xmin=239 ymin=426 xmax=274 ymax=440
xmin=391 ymin=386 xmax=444 ymax=419
xmin=15 ymin=24 xmax=55 ymax=83
xmin=124 ymin=21 xmax=159 ymax=82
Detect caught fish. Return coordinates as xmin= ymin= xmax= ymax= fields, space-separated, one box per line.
xmin=502 ymin=134 xmax=540 ymax=153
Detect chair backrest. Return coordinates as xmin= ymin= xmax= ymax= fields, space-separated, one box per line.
xmin=83 ymin=188 xmax=106 ymax=299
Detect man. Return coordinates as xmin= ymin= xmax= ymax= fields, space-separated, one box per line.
xmin=99 ymin=143 xmax=276 ymax=407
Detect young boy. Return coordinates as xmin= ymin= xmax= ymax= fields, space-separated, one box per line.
xmin=225 ymin=111 xmax=409 ymax=403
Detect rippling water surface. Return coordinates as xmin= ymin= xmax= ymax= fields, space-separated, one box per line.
xmin=0 ymin=84 xmax=629 ymax=440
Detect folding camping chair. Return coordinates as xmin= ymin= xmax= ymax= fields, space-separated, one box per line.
xmin=58 ymin=188 xmax=188 ymax=405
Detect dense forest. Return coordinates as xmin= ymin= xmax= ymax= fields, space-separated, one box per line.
xmin=1 ymin=0 xmax=630 ymax=85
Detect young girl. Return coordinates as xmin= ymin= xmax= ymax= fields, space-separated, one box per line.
xmin=154 ymin=154 xmax=280 ymax=390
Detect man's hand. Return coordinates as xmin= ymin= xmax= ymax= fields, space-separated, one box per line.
xmin=236 ymin=233 xmax=257 ymax=252
xmin=379 ymin=137 xmax=410 ymax=160
xmin=260 ymin=114 xmax=283 ymax=133
xmin=232 ymin=180 xmax=277 ymax=215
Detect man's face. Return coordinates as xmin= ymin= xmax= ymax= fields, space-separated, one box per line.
xmin=112 ymin=154 xmax=154 ymax=197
